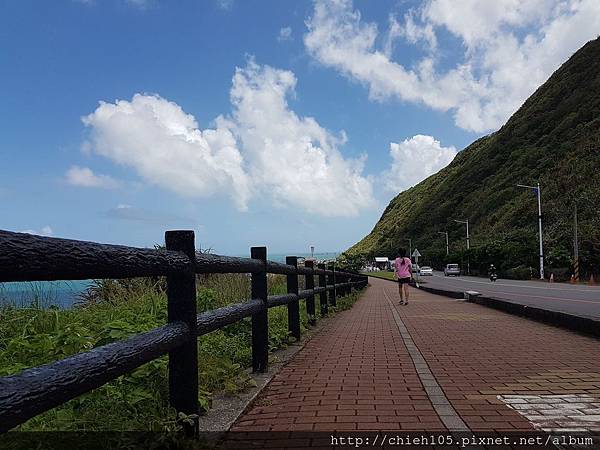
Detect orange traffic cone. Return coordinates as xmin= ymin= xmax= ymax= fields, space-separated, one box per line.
xmin=589 ymin=274 xmax=596 ymax=286
xmin=549 ymin=273 xmax=554 ymax=283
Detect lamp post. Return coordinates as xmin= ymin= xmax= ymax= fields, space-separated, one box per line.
xmin=573 ymin=204 xmax=579 ymax=282
xmin=517 ymin=183 xmax=544 ymax=280
xmin=453 ymin=219 xmax=470 ymax=275
xmin=406 ymin=238 xmax=412 ymax=260
xmin=437 ymin=231 xmax=449 ymax=256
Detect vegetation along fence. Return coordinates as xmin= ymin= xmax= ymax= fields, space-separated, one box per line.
xmin=0 ymin=229 xmax=367 ymax=433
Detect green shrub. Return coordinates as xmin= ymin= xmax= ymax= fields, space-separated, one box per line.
xmin=504 ymin=265 xmax=533 ymax=280
xmin=547 ymin=267 xmax=571 ymax=282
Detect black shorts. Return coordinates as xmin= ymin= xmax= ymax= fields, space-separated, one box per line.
xmin=397 ymin=277 xmax=411 ymax=285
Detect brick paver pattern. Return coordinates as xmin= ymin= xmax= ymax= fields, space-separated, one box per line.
xmin=232 ymin=277 xmax=600 ymax=432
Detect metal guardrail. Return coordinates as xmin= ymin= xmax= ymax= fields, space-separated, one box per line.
xmin=0 ymin=229 xmax=368 ymax=433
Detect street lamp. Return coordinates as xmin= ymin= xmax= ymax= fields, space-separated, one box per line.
xmin=517 ymin=183 xmax=545 ymax=280
xmin=437 ymin=231 xmax=449 ymax=256
xmin=405 ymin=238 xmax=412 ymax=259
xmin=573 ymin=204 xmax=579 ymax=282
xmin=453 ymin=219 xmax=470 ymax=275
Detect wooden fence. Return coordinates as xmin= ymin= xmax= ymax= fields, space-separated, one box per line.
xmin=0 ymin=229 xmax=367 ymax=433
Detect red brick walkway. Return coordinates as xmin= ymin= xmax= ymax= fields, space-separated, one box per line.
xmin=232 ymin=277 xmax=600 ymax=433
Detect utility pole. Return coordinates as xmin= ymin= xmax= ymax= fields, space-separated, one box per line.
xmin=437 ymin=231 xmax=449 ymax=256
xmin=574 ymin=204 xmax=579 ymax=282
xmin=405 ymin=238 xmax=412 ymax=260
xmin=537 ymin=182 xmax=544 ymax=280
xmin=517 ymin=183 xmax=545 ymax=280
xmin=453 ymin=219 xmax=470 ymax=275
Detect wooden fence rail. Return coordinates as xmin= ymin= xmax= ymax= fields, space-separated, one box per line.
xmin=0 ymin=229 xmax=368 ymax=433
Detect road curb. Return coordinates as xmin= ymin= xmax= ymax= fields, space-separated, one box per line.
xmin=416 ymin=284 xmax=464 ymax=299
xmin=416 ymin=284 xmax=600 ymax=339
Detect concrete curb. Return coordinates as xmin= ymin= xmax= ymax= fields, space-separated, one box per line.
xmin=416 ymin=284 xmax=464 ymax=299
xmin=415 ymin=284 xmax=600 ymax=339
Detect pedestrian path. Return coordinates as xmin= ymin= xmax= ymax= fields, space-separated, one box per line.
xmin=232 ymin=277 xmax=600 ymax=433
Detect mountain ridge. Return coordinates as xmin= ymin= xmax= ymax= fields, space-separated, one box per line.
xmin=345 ymin=37 xmax=600 ymax=277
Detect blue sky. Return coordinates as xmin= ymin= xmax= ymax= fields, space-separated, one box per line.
xmin=1 ymin=0 xmax=598 ymax=255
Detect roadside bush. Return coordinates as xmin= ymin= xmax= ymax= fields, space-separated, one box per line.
xmin=546 ymin=267 xmax=571 ymax=282
xmin=504 ymin=265 xmax=533 ymax=280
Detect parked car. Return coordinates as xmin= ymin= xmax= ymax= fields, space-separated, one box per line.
xmin=411 ymin=264 xmax=420 ymax=274
xmin=419 ymin=266 xmax=433 ymax=276
xmin=444 ymin=264 xmax=461 ymax=276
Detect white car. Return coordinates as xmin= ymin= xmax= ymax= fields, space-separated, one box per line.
xmin=419 ymin=266 xmax=433 ymax=276
xmin=444 ymin=263 xmax=461 ymax=276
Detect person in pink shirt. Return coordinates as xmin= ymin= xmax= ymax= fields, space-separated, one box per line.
xmin=394 ymin=248 xmax=412 ymax=305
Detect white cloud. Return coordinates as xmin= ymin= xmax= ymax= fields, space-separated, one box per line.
xmin=278 ymin=26 xmax=293 ymax=42
xmin=126 ymin=0 xmax=148 ymax=7
xmin=384 ymin=135 xmax=456 ymax=192
xmin=385 ymin=12 xmax=437 ymax=55
xmin=422 ymin=0 xmax=554 ymax=48
xmin=73 ymin=0 xmax=148 ymax=7
xmin=223 ymin=60 xmax=375 ymax=217
xmin=81 ymin=62 xmax=375 ymax=217
xmin=216 ymin=0 xmax=233 ymax=10
xmin=82 ymin=94 xmax=251 ymax=210
xmin=65 ymin=166 xmax=120 ymax=189
xmin=21 ymin=226 xmax=53 ymax=237
xmin=304 ymin=0 xmax=600 ymax=132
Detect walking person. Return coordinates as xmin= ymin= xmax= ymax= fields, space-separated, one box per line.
xmin=394 ymin=248 xmax=412 ymax=305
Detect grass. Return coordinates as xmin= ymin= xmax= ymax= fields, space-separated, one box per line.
xmin=0 ymin=274 xmax=362 ymax=431
xmin=361 ymin=271 xmax=429 ymax=287
xmin=361 ymin=271 xmax=396 ymax=281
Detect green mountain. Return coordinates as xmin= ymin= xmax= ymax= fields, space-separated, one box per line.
xmin=346 ymin=37 xmax=600 ymax=279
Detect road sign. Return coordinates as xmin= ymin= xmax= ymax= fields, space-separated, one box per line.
xmin=412 ymin=248 xmax=421 ymax=264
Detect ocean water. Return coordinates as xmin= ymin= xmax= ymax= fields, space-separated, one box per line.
xmin=0 ymin=280 xmax=92 ymax=309
xmin=253 ymin=252 xmax=340 ymax=263
xmin=0 ymin=252 xmax=340 ymax=309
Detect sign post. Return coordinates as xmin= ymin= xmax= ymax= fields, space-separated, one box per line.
xmin=411 ymin=249 xmax=422 ymax=288
xmin=412 ymin=248 xmax=421 ymax=265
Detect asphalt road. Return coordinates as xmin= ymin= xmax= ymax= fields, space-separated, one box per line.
xmin=417 ymin=271 xmax=600 ymax=319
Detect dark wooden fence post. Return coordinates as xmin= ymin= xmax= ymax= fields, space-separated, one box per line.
xmin=251 ymin=246 xmax=268 ymax=373
xmin=286 ymin=256 xmax=300 ymax=341
xmin=328 ymin=262 xmax=336 ymax=307
xmin=165 ymin=230 xmax=198 ymax=435
xmin=305 ymin=260 xmax=316 ymax=325
xmin=318 ymin=263 xmax=328 ymax=316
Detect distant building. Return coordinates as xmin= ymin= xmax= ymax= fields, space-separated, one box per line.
xmin=374 ymin=257 xmax=390 ymax=271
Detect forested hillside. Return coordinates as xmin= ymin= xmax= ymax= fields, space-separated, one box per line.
xmin=346 ymin=37 xmax=600 ymax=279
